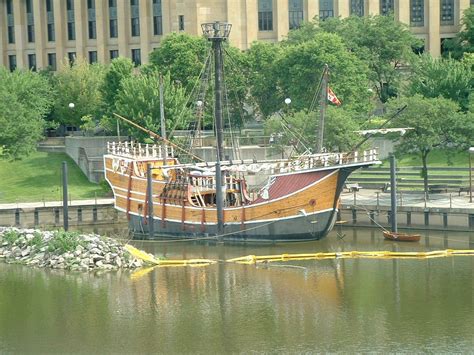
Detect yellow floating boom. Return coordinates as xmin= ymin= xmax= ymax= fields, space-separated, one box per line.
xmin=124 ymin=244 xmax=474 ymax=268
xmin=124 ymin=244 xmax=217 ymax=266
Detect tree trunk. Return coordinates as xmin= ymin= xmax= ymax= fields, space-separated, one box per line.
xmin=421 ymin=150 xmax=429 ymax=198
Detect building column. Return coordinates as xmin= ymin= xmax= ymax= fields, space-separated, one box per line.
xmin=13 ymin=0 xmax=25 ymax=68
xmin=117 ymin=0 xmax=129 ymax=58
xmin=53 ymin=0 xmax=66 ymax=67
xmin=74 ymin=0 xmax=86 ymax=60
xmin=459 ymin=0 xmax=470 ymax=22
xmin=275 ymin=0 xmax=289 ymax=41
xmin=367 ymin=0 xmax=380 ymax=15
xmin=395 ymin=0 xmax=410 ymax=25
xmin=336 ymin=0 xmax=350 ymax=18
xmin=96 ymin=0 xmax=107 ymax=64
xmin=306 ymin=0 xmax=319 ymax=21
xmin=244 ymin=0 xmax=258 ymax=49
xmin=0 ymin=0 xmax=7 ymax=67
xmin=428 ymin=0 xmax=441 ymax=57
xmin=162 ymin=0 xmax=172 ymax=35
xmin=139 ymin=0 xmax=151 ymax=64
xmin=33 ymin=0 xmax=45 ymax=68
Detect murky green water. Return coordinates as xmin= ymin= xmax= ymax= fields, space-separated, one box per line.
xmin=1 ymin=228 xmax=473 ymax=353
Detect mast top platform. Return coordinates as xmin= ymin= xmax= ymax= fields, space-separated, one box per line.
xmin=201 ymin=22 xmax=232 ymax=40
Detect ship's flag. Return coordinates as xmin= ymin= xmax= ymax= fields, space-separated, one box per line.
xmin=327 ymin=87 xmax=342 ymax=106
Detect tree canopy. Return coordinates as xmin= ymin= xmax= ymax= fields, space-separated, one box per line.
xmin=115 ymin=70 xmax=192 ymax=140
xmin=444 ymin=7 xmax=474 ymax=60
xmin=388 ymin=95 xmax=473 ymax=192
xmin=407 ymin=54 xmax=473 ymax=111
xmin=0 ymin=68 xmax=53 ymax=160
xmin=51 ymin=59 xmax=106 ymax=127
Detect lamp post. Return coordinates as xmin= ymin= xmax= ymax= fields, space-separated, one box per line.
xmin=202 ymin=21 xmax=232 ymax=241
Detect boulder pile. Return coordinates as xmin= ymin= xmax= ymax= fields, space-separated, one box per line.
xmin=0 ymin=227 xmax=144 ymax=271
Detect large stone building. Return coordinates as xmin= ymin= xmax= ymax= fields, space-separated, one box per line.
xmin=0 ymin=0 xmax=472 ymax=71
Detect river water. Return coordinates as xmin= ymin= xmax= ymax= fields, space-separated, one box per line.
xmin=0 ymin=227 xmax=473 ymax=353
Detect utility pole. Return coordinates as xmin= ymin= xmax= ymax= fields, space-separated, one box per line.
xmin=202 ymin=22 xmax=232 ymax=242
xmin=317 ymin=64 xmax=329 ymax=153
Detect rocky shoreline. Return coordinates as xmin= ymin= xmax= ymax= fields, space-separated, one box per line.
xmin=0 ymin=227 xmax=144 ymax=271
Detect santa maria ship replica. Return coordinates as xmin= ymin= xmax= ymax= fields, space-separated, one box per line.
xmin=104 ymin=22 xmax=380 ymax=243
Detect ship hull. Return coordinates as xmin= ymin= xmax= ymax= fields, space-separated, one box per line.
xmin=129 ymin=208 xmax=338 ymax=243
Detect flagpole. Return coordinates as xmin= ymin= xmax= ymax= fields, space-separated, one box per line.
xmin=317 ymin=64 xmax=329 ymax=153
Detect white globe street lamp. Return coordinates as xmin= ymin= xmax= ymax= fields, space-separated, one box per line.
xmin=284 ymin=98 xmax=291 ymax=105
xmin=68 ymin=103 xmax=75 ymax=109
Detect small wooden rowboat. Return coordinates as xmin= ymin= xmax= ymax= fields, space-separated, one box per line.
xmin=383 ymin=231 xmax=421 ymax=242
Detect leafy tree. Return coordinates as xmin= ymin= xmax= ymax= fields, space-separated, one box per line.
xmin=275 ymin=32 xmax=373 ymax=115
xmin=0 ymin=68 xmax=53 ymax=159
xmin=148 ymin=32 xmax=209 ymax=91
xmin=100 ymin=57 xmax=134 ymax=119
xmin=318 ymin=15 xmax=420 ymax=103
xmin=443 ymin=7 xmax=474 ymax=60
xmin=115 ymin=70 xmax=192 ymax=140
xmin=387 ymin=95 xmax=473 ymax=194
xmin=51 ymin=59 xmax=106 ymax=127
xmin=246 ymin=41 xmax=283 ymax=118
xmin=264 ymin=106 xmax=360 ymax=154
xmin=407 ymin=54 xmax=472 ymax=111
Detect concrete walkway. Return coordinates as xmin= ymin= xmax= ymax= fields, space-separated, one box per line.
xmin=341 ymin=189 xmax=474 ymax=212
xmin=0 ymin=198 xmax=115 ymax=210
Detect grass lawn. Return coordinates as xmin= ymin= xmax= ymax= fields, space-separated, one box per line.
xmin=0 ymin=151 xmax=106 ymax=203
xmin=381 ymin=149 xmax=470 ymax=168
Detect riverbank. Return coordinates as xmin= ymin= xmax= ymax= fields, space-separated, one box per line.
xmin=0 ymin=227 xmax=143 ymax=271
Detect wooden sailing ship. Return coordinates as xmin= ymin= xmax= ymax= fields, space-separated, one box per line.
xmin=104 ymin=22 xmax=381 ymax=242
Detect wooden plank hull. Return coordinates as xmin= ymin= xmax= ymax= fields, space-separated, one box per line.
xmin=104 ymin=155 xmax=365 ymax=242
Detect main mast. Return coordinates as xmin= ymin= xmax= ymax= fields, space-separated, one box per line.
xmin=202 ymin=21 xmax=232 ymax=239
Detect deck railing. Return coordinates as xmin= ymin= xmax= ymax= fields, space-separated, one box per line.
xmin=107 ymin=141 xmax=174 ymax=159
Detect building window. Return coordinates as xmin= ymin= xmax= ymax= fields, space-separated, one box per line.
xmin=67 ymin=0 xmax=75 ymax=40
xmin=131 ymin=49 xmax=141 ymax=66
xmin=380 ymin=0 xmax=394 ymax=15
xmin=89 ymin=51 xmax=98 ymax=64
xmin=28 ymin=54 xmax=36 ymax=71
xmin=131 ymin=0 xmax=140 ymax=36
xmin=48 ymin=53 xmax=57 ymax=71
xmin=46 ymin=0 xmax=55 ymax=41
xmin=7 ymin=0 xmax=15 ymax=44
xmin=440 ymin=0 xmax=454 ymax=26
xmin=258 ymin=0 xmax=273 ymax=31
xmin=88 ymin=0 xmax=96 ymax=39
xmin=178 ymin=15 xmax=184 ymax=31
xmin=288 ymin=0 xmax=303 ymax=30
xmin=319 ymin=0 xmax=334 ymax=20
xmin=8 ymin=55 xmax=16 ymax=72
xmin=68 ymin=52 xmax=76 ymax=65
xmin=110 ymin=50 xmax=119 ymax=60
xmin=350 ymin=0 xmax=364 ymax=16
xmin=26 ymin=0 xmax=35 ymax=42
xmin=109 ymin=0 xmax=118 ymax=38
xmin=410 ymin=0 xmax=424 ymax=27
xmin=153 ymin=0 xmax=163 ymax=35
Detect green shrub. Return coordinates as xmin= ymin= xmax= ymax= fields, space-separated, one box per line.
xmin=1 ymin=230 xmax=20 ymax=245
xmin=27 ymin=231 xmax=44 ymax=248
xmin=48 ymin=230 xmax=84 ymax=254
